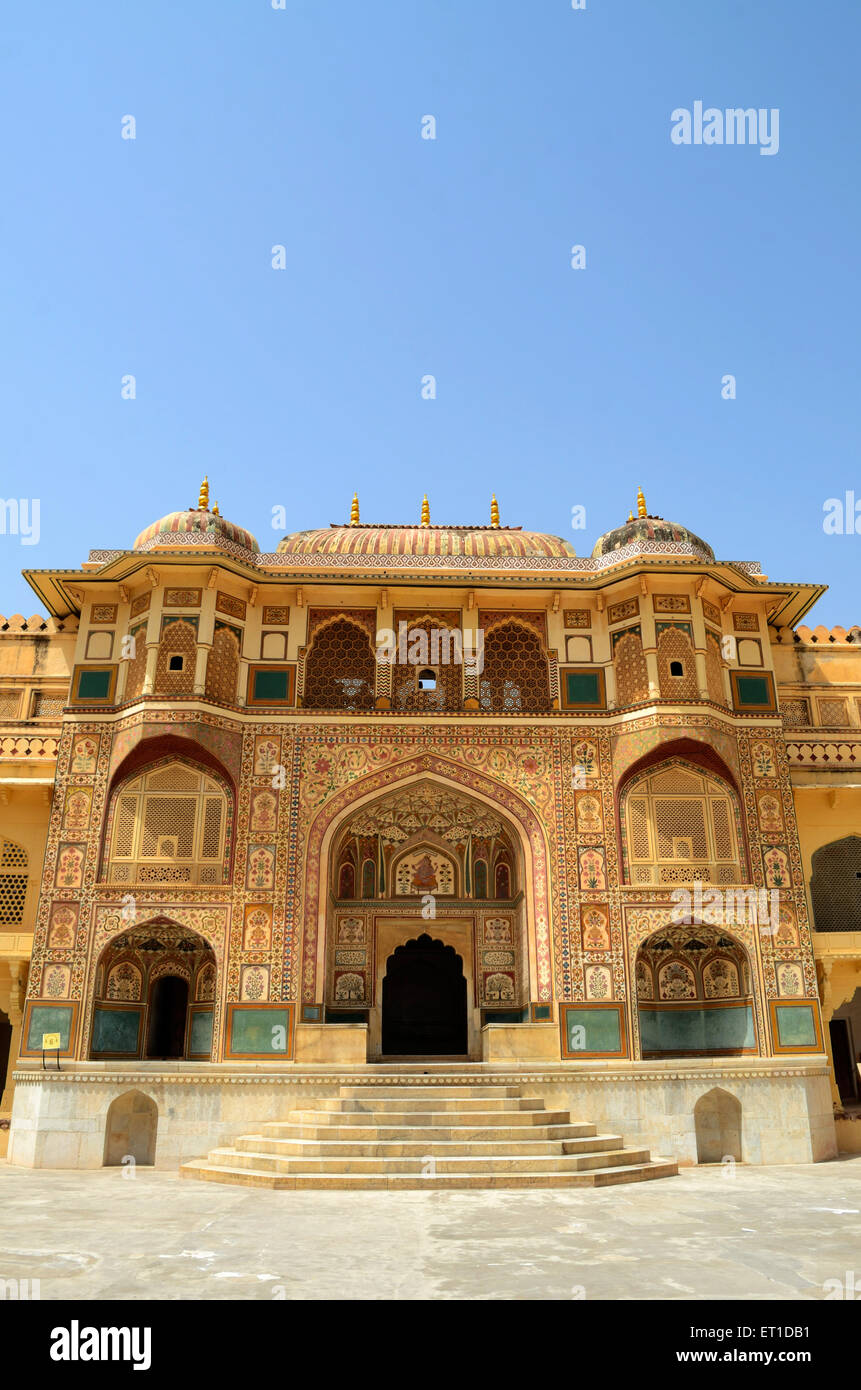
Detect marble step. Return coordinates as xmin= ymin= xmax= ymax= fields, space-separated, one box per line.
xmin=338 ymin=1085 xmax=523 ymax=1099
xmin=260 ymin=1121 xmax=590 ymax=1143
xmin=180 ymin=1159 xmax=679 ymax=1190
xmin=308 ymin=1095 xmax=546 ymax=1113
xmin=283 ymin=1108 xmax=572 ymax=1128
xmin=202 ymin=1145 xmax=653 ymax=1175
xmin=232 ymin=1131 xmax=625 ymax=1158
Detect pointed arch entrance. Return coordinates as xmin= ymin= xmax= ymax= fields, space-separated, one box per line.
xmin=382 ymin=935 xmax=468 ymax=1056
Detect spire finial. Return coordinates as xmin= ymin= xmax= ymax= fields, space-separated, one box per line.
xmin=420 ymin=494 xmax=430 ymax=527
xmin=212 ymin=499 xmax=220 ymax=517
xmin=198 ymin=475 xmax=209 ymax=510
xmin=637 ymin=485 xmax=647 ymax=518
xmin=490 ymin=494 xmax=500 ymax=528
xmin=350 ymin=492 xmax=360 ymax=526
xmin=627 ymin=510 xmax=634 ymax=523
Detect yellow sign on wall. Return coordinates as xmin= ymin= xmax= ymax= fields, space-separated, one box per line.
xmin=41 ymin=1032 xmax=61 ymax=1050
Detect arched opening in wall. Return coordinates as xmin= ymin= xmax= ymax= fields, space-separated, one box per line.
xmin=303 ymin=617 xmax=376 ymax=710
xmin=103 ymin=1090 xmax=158 ymax=1166
xmin=831 ymin=985 xmax=861 ymax=1104
xmin=146 ymin=975 xmax=189 ymax=1058
xmin=810 ymin=836 xmax=861 ymax=933
xmin=0 ymin=1006 xmax=11 ymax=1107
xmin=694 ymin=1087 xmax=742 ymax=1163
xmin=636 ymin=924 xmax=756 ymax=1058
xmin=90 ymin=922 xmax=216 ymax=1061
xmin=621 ymin=759 xmax=744 ymax=887
xmin=382 ymin=935 xmax=467 ymax=1056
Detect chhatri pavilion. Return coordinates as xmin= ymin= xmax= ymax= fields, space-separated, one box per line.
xmin=0 ymin=480 xmax=859 ymax=1186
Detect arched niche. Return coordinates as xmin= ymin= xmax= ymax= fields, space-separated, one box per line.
xmin=694 ymin=1087 xmax=742 ymax=1163
xmin=103 ymin=1090 xmax=158 ymax=1167
xmin=636 ymin=923 xmax=756 ymax=1058
xmin=90 ymin=922 xmax=216 ymax=1061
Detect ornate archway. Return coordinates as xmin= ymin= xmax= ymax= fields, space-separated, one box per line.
xmin=301 ymin=754 xmax=554 ymax=1016
xmin=635 ymin=923 xmax=756 ymax=1058
xmin=89 ymin=920 xmax=217 ymax=1061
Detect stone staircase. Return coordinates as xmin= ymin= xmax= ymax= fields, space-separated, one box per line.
xmin=180 ymin=1083 xmax=678 ymax=1189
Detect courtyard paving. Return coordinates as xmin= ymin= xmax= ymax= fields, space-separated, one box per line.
xmin=0 ymin=1156 xmax=859 ymax=1300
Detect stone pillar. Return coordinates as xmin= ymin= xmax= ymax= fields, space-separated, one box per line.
xmin=694 ymin=650 xmax=709 ymax=700
xmin=142 ymin=643 xmax=159 ymax=695
xmin=644 ymin=649 xmax=660 ymax=699
xmin=604 ymin=661 xmax=617 ymax=710
xmin=193 ymin=643 xmax=211 ymax=696
xmin=0 ymin=961 xmax=27 ymax=1112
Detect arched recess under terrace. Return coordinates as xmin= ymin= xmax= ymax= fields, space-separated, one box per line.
xmin=615 ymin=738 xmax=751 ymax=889
xmin=89 ymin=920 xmax=217 ymax=1062
xmin=634 ymin=922 xmax=757 ymax=1059
xmin=100 ymin=740 xmax=236 ymax=889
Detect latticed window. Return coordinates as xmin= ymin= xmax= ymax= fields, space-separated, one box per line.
xmin=31 ymin=690 xmax=67 ymax=718
xmin=155 ymin=620 xmax=196 ymax=695
xmin=623 ymin=764 xmax=743 ymax=885
xmin=614 ymin=631 xmax=650 ymax=705
xmin=705 ymin=632 xmax=726 ymax=706
xmin=105 ymin=761 xmax=229 ymax=886
xmin=303 ymin=619 xmax=376 ymax=710
xmin=205 ymin=625 xmax=240 ymax=703
xmin=479 ymin=621 xmax=549 ymax=713
xmin=810 ymin=836 xmax=861 ymax=932
xmin=657 ymin=628 xmax=699 ymax=700
xmin=124 ymin=624 xmax=148 ymax=700
xmin=392 ymin=620 xmax=461 ymax=711
xmin=781 ymin=698 xmax=811 ymax=727
xmin=0 ymin=689 xmax=20 ymax=720
xmin=0 ymin=837 xmax=28 ymax=923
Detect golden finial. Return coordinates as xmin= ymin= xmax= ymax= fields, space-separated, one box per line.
xmin=350 ymin=492 xmax=360 ymax=525
xmin=212 ymin=500 xmax=220 ymax=516
xmin=490 ymin=494 xmax=500 ymax=528
xmin=420 ymin=494 xmax=430 ymax=527
xmin=198 ymin=476 xmax=210 ymax=510
xmin=637 ymin=485 xmax=647 ymax=519
xmin=627 ymin=510 xmax=634 ymax=523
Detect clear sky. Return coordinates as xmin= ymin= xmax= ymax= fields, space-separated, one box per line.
xmin=1 ymin=1 xmax=858 ymax=624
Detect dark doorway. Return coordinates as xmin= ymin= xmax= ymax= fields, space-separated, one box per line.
xmin=830 ymin=1018 xmax=859 ymax=1102
xmin=146 ymin=976 xmax=189 ymax=1059
xmin=382 ymin=934 xmax=468 ymax=1056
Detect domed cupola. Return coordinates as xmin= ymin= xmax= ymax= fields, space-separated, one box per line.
xmin=133 ymin=478 xmax=260 ymax=556
xmin=591 ymin=487 xmax=714 ymax=563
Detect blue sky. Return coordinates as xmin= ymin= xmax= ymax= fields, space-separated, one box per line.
xmin=0 ymin=0 xmax=858 ymax=623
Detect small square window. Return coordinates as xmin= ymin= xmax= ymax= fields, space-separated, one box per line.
xmin=168 ymin=655 xmax=185 ymax=672
xmin=417 ymin=668 xmax=437 ymax=691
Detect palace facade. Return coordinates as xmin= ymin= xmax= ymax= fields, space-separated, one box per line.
xmin=0 ymin=481 xmax=858 ymax=1180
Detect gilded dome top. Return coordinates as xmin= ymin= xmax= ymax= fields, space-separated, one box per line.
xmin=133 ymin=479 xmax=260 ymax=555
xmin=590 ymin=488 xmax=714 ymax=562
xmin=275 ymin=524 xmax=576 ymax=559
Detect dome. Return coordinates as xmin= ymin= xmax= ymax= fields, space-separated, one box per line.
xmin=591 ymin=490 xmax=714 ymax=563
xmin=276 ymin=524 xmax=575 ymax=560
xmin=133 ymin=480 xmax=259 ymax=555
